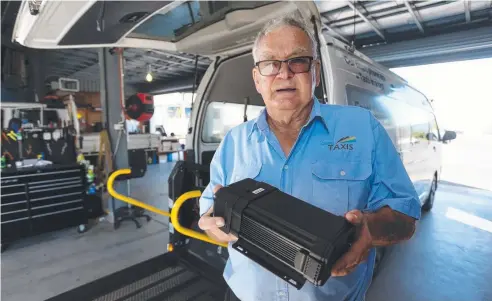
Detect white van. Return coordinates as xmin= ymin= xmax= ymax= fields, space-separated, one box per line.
xmin=12 ymin=0 xmax=456 ymax=211
xmin=9 ymin=2 xmax=460 ymax=297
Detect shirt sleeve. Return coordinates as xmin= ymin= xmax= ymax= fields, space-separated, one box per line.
xmin=366 ymin=116 xmax=421 ymax=220
xmin=198 ymin=132 xmax=231 ymax=217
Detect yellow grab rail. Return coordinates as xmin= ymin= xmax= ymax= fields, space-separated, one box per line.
xmin=107 ymin=169 xmax=227 ymax=248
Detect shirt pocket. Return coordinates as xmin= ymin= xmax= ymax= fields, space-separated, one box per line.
xmin=229 ymin=161 xmax=263 ymax=184
xmin=311 ymin=160 xmax=372 ymax=216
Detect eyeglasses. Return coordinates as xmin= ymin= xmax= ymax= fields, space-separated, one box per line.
xmin=255 ymin=56 xmax=314 ymax=76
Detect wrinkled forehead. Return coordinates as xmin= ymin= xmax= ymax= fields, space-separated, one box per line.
xmin=256 ymin=26 xmax=312 ymax=61
xmin=258 ymin=47 xmax=310 ymax=61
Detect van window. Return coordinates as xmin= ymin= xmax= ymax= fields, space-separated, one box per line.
xmin=202 ymin=101 xmax=264 ymax=143
xmin=428 ymin=113 xmax=440 ymax=141
xmin=346 ymin=84 xmax=435 ymax=128
xmin=345 ymin=85 xmax=394 ymax=126
xmin=411 ymin=122 xmax=430 ymax=141
xmin=387 ymin=85 xmax=431 ymax=110
xmin=130 ymin=1 xmax=201 ymax=42
xmin=129 ymin=1 xmax=272 ymax=42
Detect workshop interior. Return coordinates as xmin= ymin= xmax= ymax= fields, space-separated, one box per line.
xmin=1 ymin=1 xmax=492 ymax=301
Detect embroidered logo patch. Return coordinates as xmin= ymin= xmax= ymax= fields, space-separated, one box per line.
xmin=329 ymin=136 xmax=356 ymax=151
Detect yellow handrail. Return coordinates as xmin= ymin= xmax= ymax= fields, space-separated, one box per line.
xmin=107 ymin=169 xmax=228 ymax=248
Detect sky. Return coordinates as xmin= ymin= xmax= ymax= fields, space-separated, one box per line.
xmin=391 ymin=57 xmax=492 ymax=135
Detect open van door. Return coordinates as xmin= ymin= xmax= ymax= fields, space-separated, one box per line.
xmin=13 ymin=1 xmax=322 ymax=57
xmin=13 ymin=0 xmax=325 ymax=173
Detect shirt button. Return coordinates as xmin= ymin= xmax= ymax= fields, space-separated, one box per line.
xmin=284 ymin=165 xmax=289 ymax=170
xmin=340 ymin=170 xmax=346 ymax=176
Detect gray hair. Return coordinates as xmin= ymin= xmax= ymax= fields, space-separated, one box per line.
xmin=252 ymin=11 xmax=319 ymax=63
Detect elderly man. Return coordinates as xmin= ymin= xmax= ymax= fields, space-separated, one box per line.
xmin=198 ymin=12 xmax=421 ymax=301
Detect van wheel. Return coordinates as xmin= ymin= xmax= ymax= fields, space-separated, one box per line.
xmin=422 ymin=176 xmax=437 ymax=211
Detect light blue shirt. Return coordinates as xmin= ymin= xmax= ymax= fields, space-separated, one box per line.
xmin=199 ymin=97 xmax=421 ymax=301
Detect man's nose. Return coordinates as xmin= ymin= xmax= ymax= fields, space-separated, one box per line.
xmin=276 ymin=62 xmax=293 ymax=79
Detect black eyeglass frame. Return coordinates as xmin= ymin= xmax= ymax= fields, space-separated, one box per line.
xmin=254 ymin=56 xmax=315 ymax=76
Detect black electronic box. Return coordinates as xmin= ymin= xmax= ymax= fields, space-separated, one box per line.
xmin=213 ymin=178 xmax=355 ymax=289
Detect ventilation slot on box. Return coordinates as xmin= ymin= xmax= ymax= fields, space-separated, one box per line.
xmin=304 ymin=256 xmax=322 ymax=281
xmin=241 ymin=215 xmax=300 ymax=266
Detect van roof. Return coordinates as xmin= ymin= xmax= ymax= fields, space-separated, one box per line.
xmin=327 ymin=36 xmax=408 ymax=84
xmin=326 ymin=35 xmax=430 ymax=102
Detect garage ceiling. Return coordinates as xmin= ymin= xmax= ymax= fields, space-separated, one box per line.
xmin=2 ymin=0 xmax=492 ymax=94
xmin=319 ymin=0 xmax=492 ymax=67
xmin=43 ymin=48 xmax=211 ymax=93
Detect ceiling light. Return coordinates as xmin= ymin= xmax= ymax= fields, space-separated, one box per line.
xmin=146 ymin=64 xmax=153 ymax=82
xmin=146 ymin=73 xmax=153 ymax=82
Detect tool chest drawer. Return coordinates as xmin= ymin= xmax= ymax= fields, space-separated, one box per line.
xmin=1 ymin=164 xmax=88 ymax=247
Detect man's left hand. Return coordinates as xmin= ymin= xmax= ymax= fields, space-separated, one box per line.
xmin=331 ymin=210 xmax=373 ymax=277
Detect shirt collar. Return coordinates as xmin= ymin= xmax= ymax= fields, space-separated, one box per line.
xmin=248 ymin=96 xmax=328 ymax=139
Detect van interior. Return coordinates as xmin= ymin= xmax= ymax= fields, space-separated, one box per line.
xmin=195 ymin=51 xmax=326 ymax=168
xmin=200 ymin=52 xmax=264 ymax=142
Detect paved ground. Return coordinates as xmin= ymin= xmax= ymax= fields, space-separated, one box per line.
xmin=367 ymin=133 xmax=492 ymax=301
xmin=367 ymin=181 xmax=492 ymax=301
xmin=1 ymin=162 xmax=173 ymax=301
xmin=1 ymin=219 xmax=168 ymax=301
xmin=2 ymin=133 xmax=491 ymax=301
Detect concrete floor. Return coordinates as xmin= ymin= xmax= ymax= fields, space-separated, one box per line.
xmin=2 ymin=134 xmax=492 ymax=301
xmin=367 ymin=133 xmax=492 ymax=301
xmin=367 ymin=181 xmax=492 ymax=301
xmin=1 ymin=162 xmax=174 ymax=301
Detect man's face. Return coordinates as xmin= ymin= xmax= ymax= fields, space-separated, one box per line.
xmin=252 ymin=25 xmax=320 ymax=112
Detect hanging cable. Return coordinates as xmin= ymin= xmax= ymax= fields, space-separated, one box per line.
xmin=349 ymin=1 xmax=357 ymax=53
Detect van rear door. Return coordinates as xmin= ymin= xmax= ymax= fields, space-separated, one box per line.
xmin=13 ymin=0 xmax=323 ymax=172
xmin=13 ymin=1 xmax=321 ymax=57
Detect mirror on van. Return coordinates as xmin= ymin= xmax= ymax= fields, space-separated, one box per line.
xmin=441 ymin=130 xmax=457 ymax=143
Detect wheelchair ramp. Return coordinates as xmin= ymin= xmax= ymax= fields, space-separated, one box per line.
xmin=45 ymin=251 xmax=227 ymax=301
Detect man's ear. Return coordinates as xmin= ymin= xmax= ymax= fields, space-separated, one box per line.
xmin=252 ymin=67 xmax=261 ymax=93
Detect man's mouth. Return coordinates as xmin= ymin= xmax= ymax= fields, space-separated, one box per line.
xmin=275 ymin=88 xmax=296 ymax=92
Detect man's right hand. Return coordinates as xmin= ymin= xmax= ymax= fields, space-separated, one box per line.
xmin=198 ymin=185 xmax=238 ymax=244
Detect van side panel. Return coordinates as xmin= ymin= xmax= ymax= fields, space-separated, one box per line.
xmin=326 ymin=44 xmax=438 ymax=204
